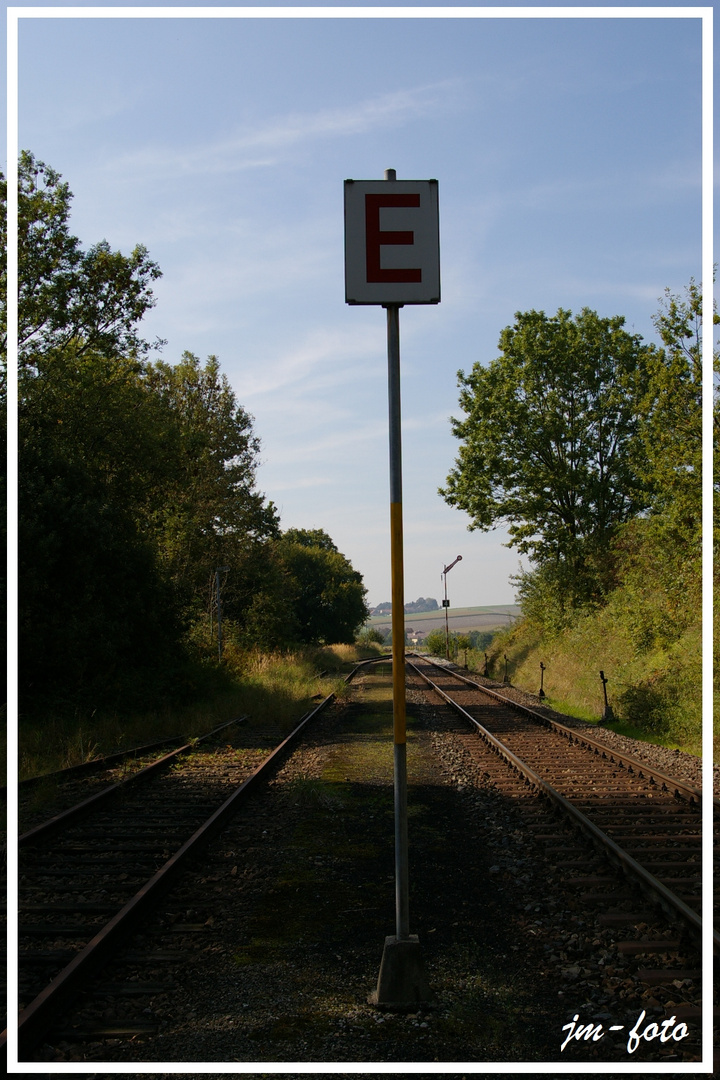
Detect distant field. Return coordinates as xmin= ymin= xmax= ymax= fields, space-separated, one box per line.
xmin=366 ymin=604 xmax=521 ymax=634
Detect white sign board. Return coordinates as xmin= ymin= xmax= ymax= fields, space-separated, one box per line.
xmin=344 ymin=179 xmax=440 ymax=305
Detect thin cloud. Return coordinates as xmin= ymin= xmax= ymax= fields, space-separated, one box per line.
xmin=266 ymin=419 xmax=389 ymax=464
xmin=264 ymin=474 xmax=334 ymax=493
xmin=239 ymin=327 xmax=384 ymax=398
xmin=103 ymin=79 xmax=465 ymax=179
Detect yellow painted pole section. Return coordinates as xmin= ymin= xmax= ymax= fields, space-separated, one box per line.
xmin=390 ymin=500 xmax=406 ymax=745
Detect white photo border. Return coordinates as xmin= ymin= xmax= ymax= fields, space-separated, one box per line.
xmin=6 ymin=4 xmax=714 ymax=1074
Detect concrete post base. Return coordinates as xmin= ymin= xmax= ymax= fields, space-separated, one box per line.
xmin=368 ymin=935 xmax=435 ymax=1009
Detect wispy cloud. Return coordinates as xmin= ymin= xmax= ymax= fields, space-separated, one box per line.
xmin=267 ymin=418 xmax=389 ymax=464
xmin=104 ymin=80 xmax=464 ymax=179
xmin=265 ymin=474 xmax=334 ymax=493
xmin=239 ymin=325 xmax=384 ymax=399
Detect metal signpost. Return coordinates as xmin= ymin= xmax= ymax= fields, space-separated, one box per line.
xmin=442 ymin=555 xmax=462 ymax=660
xmin=345 ymin=170 xmax=439 ymax=1007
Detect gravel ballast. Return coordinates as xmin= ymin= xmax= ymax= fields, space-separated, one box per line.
xmin=38 ymin=663 xmax=707 ymax=1067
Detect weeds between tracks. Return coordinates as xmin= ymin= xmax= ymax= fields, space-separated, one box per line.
xmin=18 ymin=644 xmax=378 ymax=780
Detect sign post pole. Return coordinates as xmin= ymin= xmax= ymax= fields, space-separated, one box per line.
xmin=442 ymin=554 xmax=462 ymax=660
xmin=345 ymin=167 xmax=438 ymax=1008
xmin=385 ymin=297 xmax=410 ymax=943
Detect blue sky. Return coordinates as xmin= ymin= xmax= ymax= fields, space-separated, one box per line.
xmin=10 ymin=2 xmax=707 ymax=608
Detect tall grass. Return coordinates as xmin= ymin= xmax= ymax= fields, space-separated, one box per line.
xmin=480 ymin=605 xmax=701 ymax=757
xmin=18 ymin=644 xmax=374 ymax=781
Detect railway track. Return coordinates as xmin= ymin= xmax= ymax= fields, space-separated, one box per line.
xmin=10 ymin=675 xmax=360 ymax=1060
xmin=407 ymin=655 xmax=712 ymax=1062
xmin=17 ymin=735 xmax=186 ymax=834
xmin=408 ymin=656 xmax=709 ymax=941
xmin=9 ymin=654 xmax=712 ymax=1064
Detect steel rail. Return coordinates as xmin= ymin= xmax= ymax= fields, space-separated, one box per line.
xmin=19 ymin=717 xmax=246 ymax=847
xmin=412 ymin=654 xmax=709 ymax=807
xmin=16 ymin=735 xmax=186 ymax=790
xmin=345 ymin=654 xmax=392 ymax=671
xmin=407 ymin=658 xmax=714 ymax=952
xmin=10 ymin=670 xmax=361 ymax=1059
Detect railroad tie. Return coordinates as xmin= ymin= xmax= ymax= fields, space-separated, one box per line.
xmin=597 ymin=912 xmax=656 ymax=926
xmin=635 ymin=968 xmax=701 ymax=985
xmin=614 ymin=940 xmax=683 ymax=954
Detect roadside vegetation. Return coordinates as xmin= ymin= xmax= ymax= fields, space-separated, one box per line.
xmin=441 ymin=284 xmax=711 ymax=759
xmin=19 ymin=643 xmax=381 ymax=780
xmin=6 ymin=152 xmax=369 ymax=777
xmin=482 ymin=615 xmax=700 ymax=755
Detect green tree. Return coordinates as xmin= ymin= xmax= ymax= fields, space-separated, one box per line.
xmin=467 ymin=629 xmax=494 ymax=650
xmin=9 ymin=151 xmax=173 ymax=715
xmin=276 ymin=528 xmax=368 ymax=645
xmin=10 ymin=155 xmax=279 ymax=709
xmin=282 ymin=527 xmax=339 ymax=552
xmin=145 ymin=352 xmax=279 ymax=629
xmin=233 ymin=550 xmax=298 ymax=653
xmin=441 ymin=307 xmax=655 ymax=608
xmin=608 ymin=279 xmax=710 ymax=652
xmin=639 ymin=280 xmax=703 ymax=542
xmin=424 ymin=628 xmax=447 ymax=656
xmin=12 ymin=150 xmax=370 ymax=719
xmin=1 ymin=152 xmax=162 ymax=369
xmin=19 ymin=344 xmax=279 ymax=706
xmin=19 ymin=347 xmax=186 ymax=713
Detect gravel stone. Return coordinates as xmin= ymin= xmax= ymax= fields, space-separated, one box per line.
xmin=34 ymin=666 xmax=706 ymax=1066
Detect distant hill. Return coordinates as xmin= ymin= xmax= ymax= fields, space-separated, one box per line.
xmin=370 ymin=597 xmax=439 ymax=616
xmin=366 ymin=604 xmax=521 ymax=634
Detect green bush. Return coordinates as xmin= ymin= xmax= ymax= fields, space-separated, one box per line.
xmin=424 ymin=628 xmax=448 ymax=656
xmin=357 ymin=627 xmax=386 ymax=646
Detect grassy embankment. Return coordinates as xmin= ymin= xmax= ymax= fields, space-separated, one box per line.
xmin=467 ymin=599 xmax=702 ymax=759
xmin=18 ymin=643 xmax=383 ymax=781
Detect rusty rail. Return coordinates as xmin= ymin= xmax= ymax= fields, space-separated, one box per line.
xmin=20 ymin=717 xmax=246 ymax=847
xmin=10 ymin=669 xmax=364 ymax=1060
xmin=16 ymin=734 xmax=186 ymax=790
xmin=407 ymin=657 xmax=714 ymax=952
xmin=413 ymin=654 xmax=707 ymax=807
